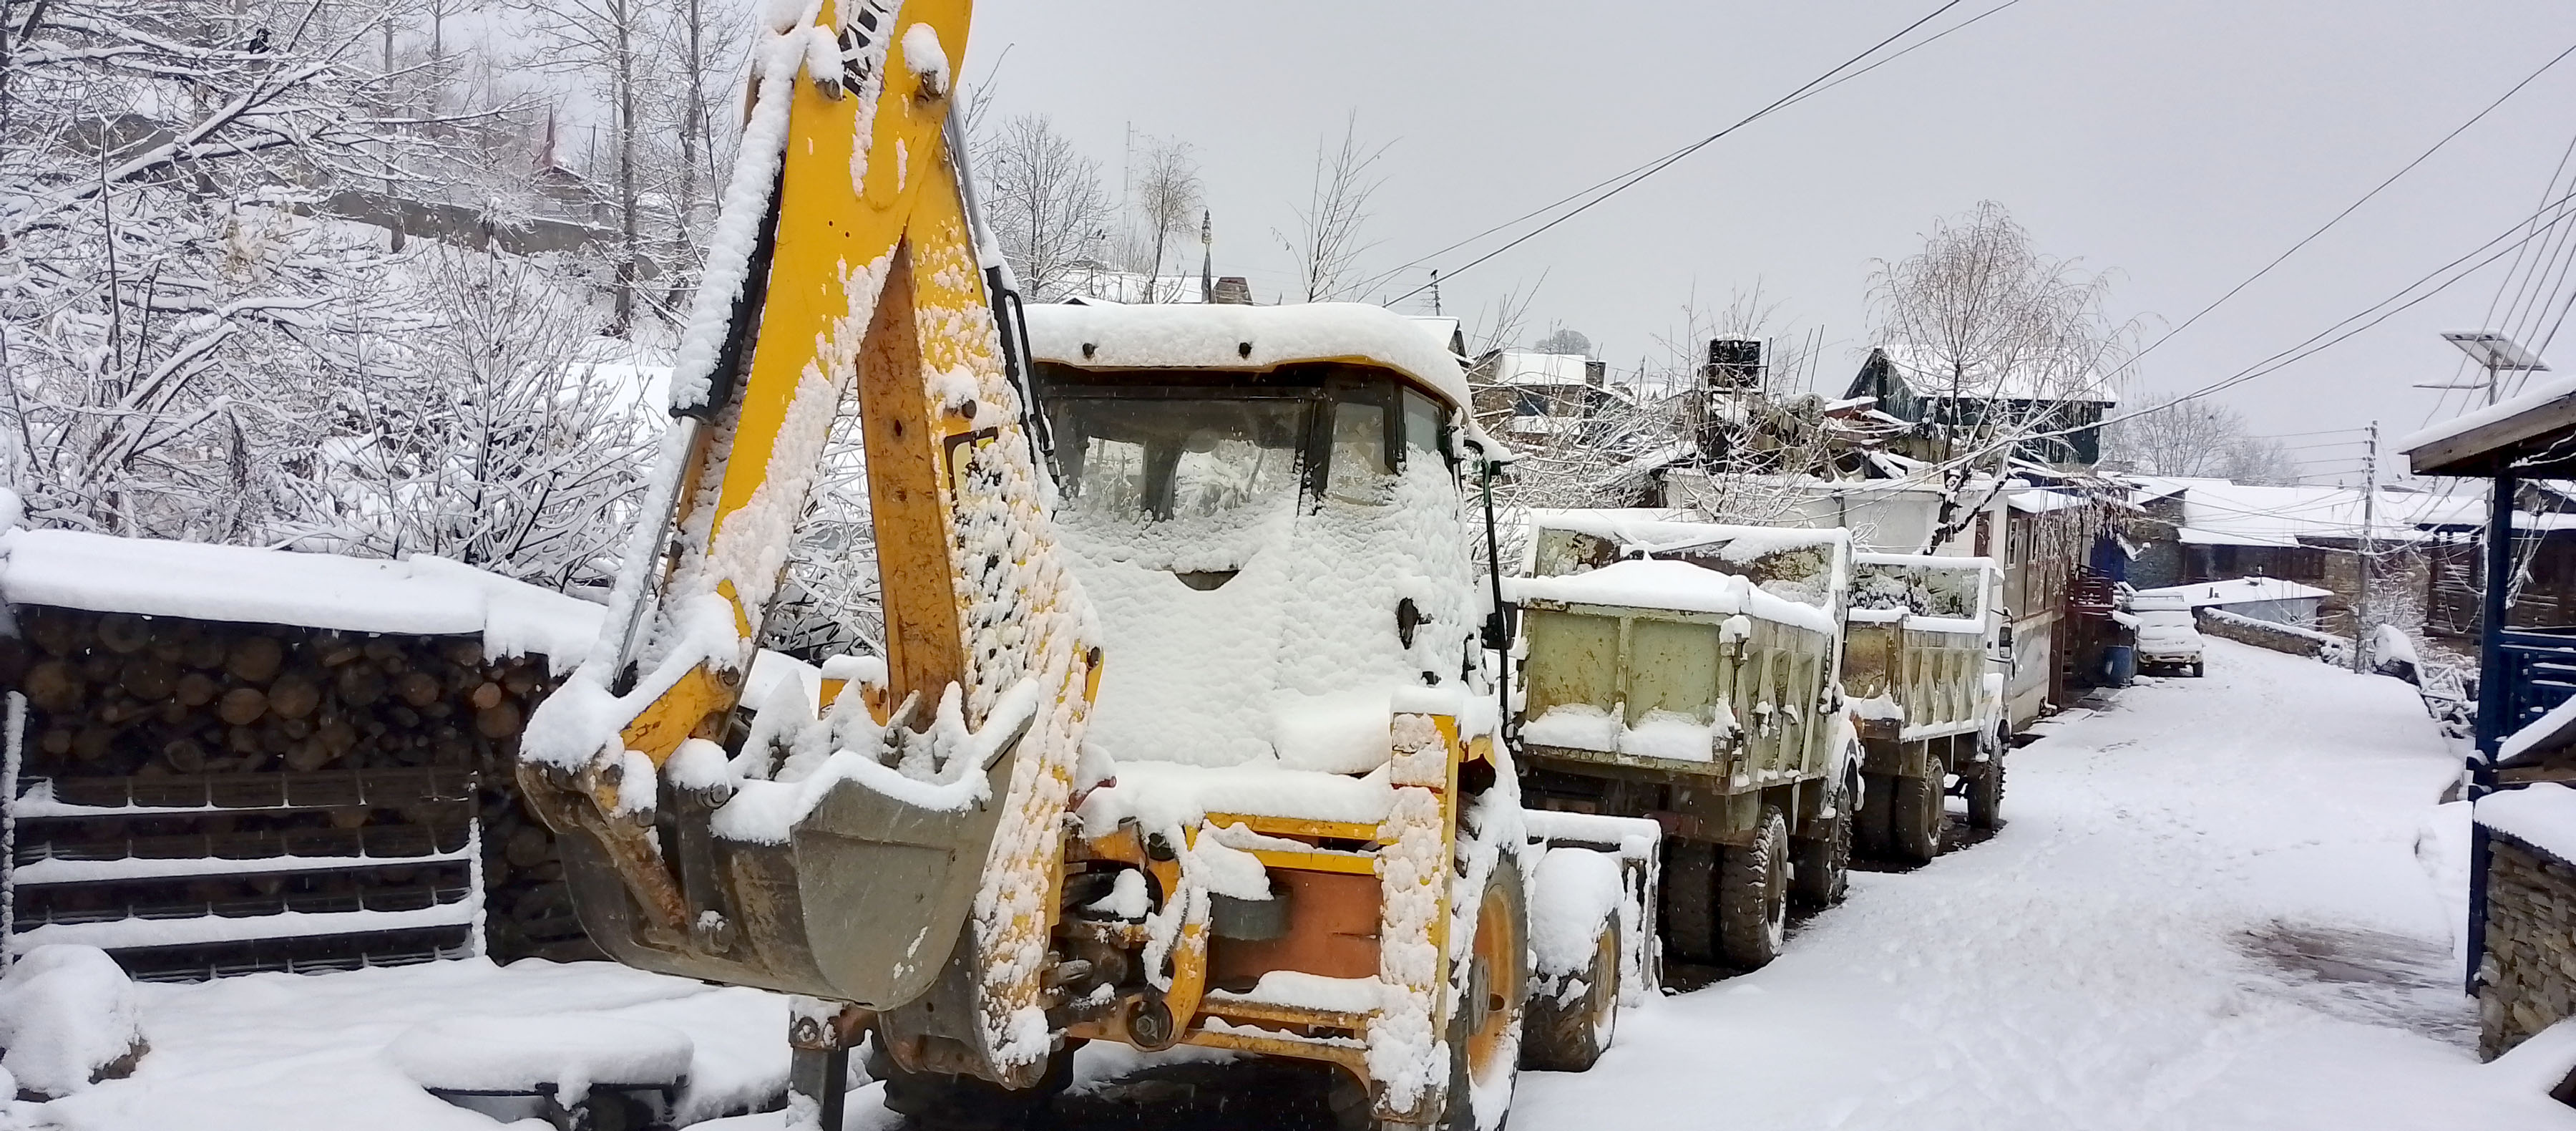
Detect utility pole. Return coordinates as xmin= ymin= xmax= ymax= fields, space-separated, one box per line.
xmin=2353 ymin=420 xmax=2377 ymax=672
xmin=1428 ymin=268 xmax=1441 ymax=317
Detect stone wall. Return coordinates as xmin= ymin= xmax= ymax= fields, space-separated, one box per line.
xmin=2482 ymin=835 xmax=2576 ymax=1059
xmin=2195 ymin=607 xmax=2340 ymax=659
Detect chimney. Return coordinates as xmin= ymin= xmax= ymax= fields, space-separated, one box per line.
xmin=1706 ymin=338 xmax=1764 ymax=391
xmin=1211 ymin=276 xmax=1254 ymax=304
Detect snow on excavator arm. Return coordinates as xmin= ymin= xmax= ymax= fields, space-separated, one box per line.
xmin=513 ymin=0 xmax=1097 ymax=1086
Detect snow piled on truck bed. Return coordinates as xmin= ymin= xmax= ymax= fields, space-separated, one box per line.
xmin=0 ymin=530 xmax=602 ymax=668
xmin=1503 ymin=558 xmax=1835 ymax=634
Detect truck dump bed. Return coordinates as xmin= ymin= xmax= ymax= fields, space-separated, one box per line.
xmin=1507 ymin=518 xmax=1848 ymax=790
xmin=1842 ymin=553 xmax=1999 ymax=743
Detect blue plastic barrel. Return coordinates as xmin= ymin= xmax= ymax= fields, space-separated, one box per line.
xmin=2103 ymin=644 xmax=2137 ymax=687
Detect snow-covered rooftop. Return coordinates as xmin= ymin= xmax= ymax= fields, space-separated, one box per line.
xmin=2400 ymin=369 xmax=2576 ymax=458
xmin=1485 ymin=350 xmax=1595 ymax=389
xmin=0 ymin=529 xmax=603 ymax=667
xmin=2132 ymin=577 xmax=2333 ymax=608
xmin=2173 ymin=481 xmax=2485 ymax=546
xmin=1875 ymin=344 xmax=2119 ymax=405
xmin=1023 ymin=302 xmax=1479 ymax=418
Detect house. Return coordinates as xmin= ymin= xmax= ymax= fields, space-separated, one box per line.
xmin=2110 ymin=476 xmax=2474 ymax=638
xmin=1468 ymin=350 xmax=1628 ymax=445
xmin=2422 ymin=481 xmax=2576 ymax=636
xmin=2131 ymin=577 xmax=2331 ymax=629
xmin=2399 ymin=368 xmax=2576 ymax=1059
xmin=1842 ymin=345 xmax=2118 ymax=468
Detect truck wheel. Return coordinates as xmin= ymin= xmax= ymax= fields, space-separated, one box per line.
xmin=1890 ymin=775 xmax=1944 ymax=864
xmin=1717 ymin=807 xmax=1789 ymax=968
xmin=2190 ymin=661 xmax=2205 ymax=678
xmin=1660 ymin=840 xmax=1717 ymax=964
xmin=1438 ymin=854 xmax=1525 ymax=1131
xmin=867 ymin=1034 xmax=1073 ymax=1131
xmin=1966 ymin=757 xmax=2005 ymax=831
xmin=1792 ymin=811 xmax=1850 ymax=908
xmin=1522 ymin=913 xmax=1619 ymax=1072
xmin=1855 ymin=772 xmax=1896 ymax=859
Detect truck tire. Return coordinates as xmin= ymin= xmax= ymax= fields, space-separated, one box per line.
xmin=1966 ymin=757 xmax=2005 ymax=831
xmin=1792 ymin=810 xmax=1850 ymax=908
xmin=1660 ymin=840 xmax=1718 ymax=964
xmin=1890 ymin=774 xmax=1944 ymax=864
xmin=2190 ymin=660 xmax=2205 ymax=678
xmin=1522 ymin=912 xmax=1619 ymax=1072
xmin=1717 ymin=806 xmax=1789 ymax=969
xmin=1437 ymin=854 xmax=1525 ymax=1131
xmin=1855 ymin=772 xmax=1896 ymax=859
xmin=867 ymin=1034 xmax=1073 ymax=1131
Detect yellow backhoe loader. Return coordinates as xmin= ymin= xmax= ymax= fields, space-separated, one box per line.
xmin=516 ymin=4 xmax=1652 ymax=1128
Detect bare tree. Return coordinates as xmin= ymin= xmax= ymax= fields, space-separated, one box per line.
xmin=2103 ymin=393 xmax=2297 ymax=482
xmin=978 ymin=112 xmax=1112 ymax=301
xmin=1868 ymin=200 xmax=2137 ymax=548
xmin=511 ymin=0 xmax=650 ymax=331
xmin=0 ymin=0 xmax=449 ymax=541
xmin=1282 ymin=112 xmax=1390 ymax=303
xmin=305 ymin=248 xmax=652 ymax=591
xmin=1533 ymin=327 xmax=1592 ymax=356
xmin=1128 ymin=136 xmax=1201 ymax=302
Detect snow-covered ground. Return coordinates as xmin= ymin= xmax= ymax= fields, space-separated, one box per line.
xmin=1515 ymin=636 xmax=2545 ymax=1130
xmin=6 ymin=639 xmax=2557 ymax=1130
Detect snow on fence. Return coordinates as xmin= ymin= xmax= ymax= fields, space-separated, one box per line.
xmin=0 ymin=530 xmax=604 ymax=979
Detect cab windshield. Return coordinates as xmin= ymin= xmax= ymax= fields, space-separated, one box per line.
xmin=1034 ymin=362 xmax=1448 ymax=525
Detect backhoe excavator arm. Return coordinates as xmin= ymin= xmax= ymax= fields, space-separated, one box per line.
xmin=514 ymin=0 xmax=1096 ymax=1089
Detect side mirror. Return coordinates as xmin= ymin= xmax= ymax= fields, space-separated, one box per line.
xmin=1996 ymin=625 xmax=2015 ymax=651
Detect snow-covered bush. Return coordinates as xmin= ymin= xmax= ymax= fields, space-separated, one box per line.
xmin=0 ymin=945 xmax=148 ymax=1097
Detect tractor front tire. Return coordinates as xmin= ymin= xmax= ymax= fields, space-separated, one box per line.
xmin=1522 ymin=913 xmax=1619 ymax=1072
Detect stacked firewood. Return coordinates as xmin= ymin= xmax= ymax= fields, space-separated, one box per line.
xmin=4 ymin=606 xmax=601 ymax=968
xmin=6 ymin=608 xmax=544 ymax=780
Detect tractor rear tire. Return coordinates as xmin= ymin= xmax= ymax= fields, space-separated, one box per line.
xmin=1792 ymin=810 xmax=1850 ymax=908
xmin=867 ymin=1035 xmax=1073 ymax=1131
xmin=1717 ymin=806 xmax=1789 ymax=969
xmin=1660 ymin=839 xmax=1718 ymax=965
xmin=1890 ymin=775 xmax=1945 ymax=865
xmin=1966 ymin=757 xmax=2005 ymax=831
xmin=1522 ymin=913 xmax=1619 ymax=1072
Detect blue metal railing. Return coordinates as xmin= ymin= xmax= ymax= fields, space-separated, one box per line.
xmin=2497 ymin=626 xmax=2576 ymax=740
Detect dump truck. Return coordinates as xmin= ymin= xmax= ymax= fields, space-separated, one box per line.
xmin=1506 ymin=514 xmax=1855 ymax=969
xmin=1841 ymin=552 xmax=2007 ymax=863
xmin=511 ymin=4 xmax=1649 ymax=1127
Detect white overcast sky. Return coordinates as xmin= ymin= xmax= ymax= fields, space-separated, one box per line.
xmin=962 ymin=0 xmax=2576 ymax=471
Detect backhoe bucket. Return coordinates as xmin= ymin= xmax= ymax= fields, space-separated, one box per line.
xmin=522 ymin=738 xmax=1021 ymax=1009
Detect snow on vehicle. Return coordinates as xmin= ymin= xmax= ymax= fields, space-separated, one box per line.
xmin=1507 ymin=514 xmax=1855 ymax=970
xmin=511 ymin=6 xmax=1642 ymax=1126
xmin=1841 ymin=553 xmax=2008 ymax=862
xmin=2126 ymin=592 xmax=2205 ymax=677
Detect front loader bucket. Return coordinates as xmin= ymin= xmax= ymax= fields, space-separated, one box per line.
xmin=524 ymin=741 xmax=1020 ymax=1009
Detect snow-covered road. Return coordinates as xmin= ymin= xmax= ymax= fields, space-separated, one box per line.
xmin=1513 ymin=637 xmax=2547 ymax=1130
xmin=12 ymin=639 xmax=2562 ymax=1131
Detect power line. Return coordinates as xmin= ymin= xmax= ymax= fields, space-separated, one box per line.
xmin=1382 ymin=0 xmax=1991 ymax=305
xmin=1356 ymin=1 xmax=2022 ymax=303
xmin=2125 ymin=38 xmax=2576 ymax=381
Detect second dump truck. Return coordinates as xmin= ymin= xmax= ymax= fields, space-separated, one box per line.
xmin=1507 ymin=514 xmax=1857 ymax=969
